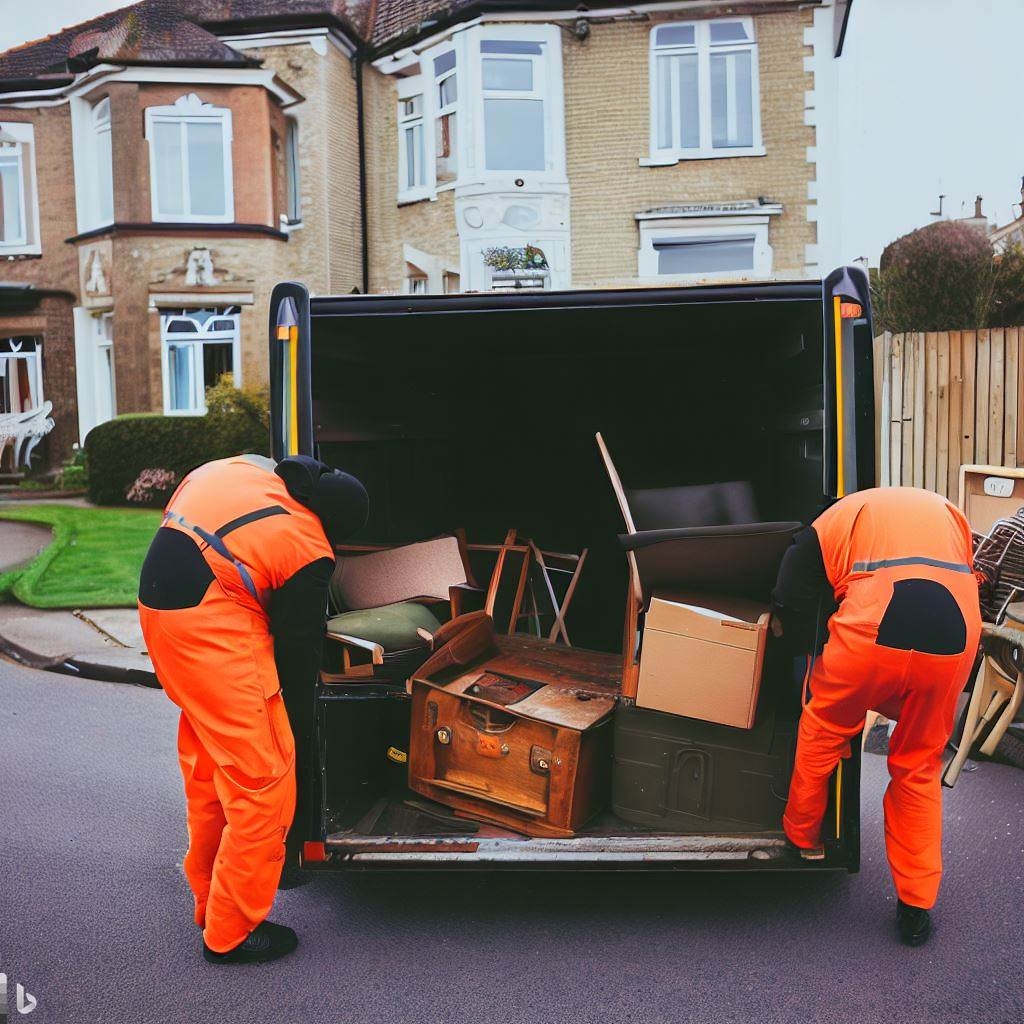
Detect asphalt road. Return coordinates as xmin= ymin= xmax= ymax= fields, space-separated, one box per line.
xmin=1 ymin=661 xmax=1022 ymax=1024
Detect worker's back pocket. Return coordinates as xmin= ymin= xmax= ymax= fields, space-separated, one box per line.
xmin=138 ymin=527 xmax=215 ymax=610
xmin=876 ymin=578 xmax=967 ymax=655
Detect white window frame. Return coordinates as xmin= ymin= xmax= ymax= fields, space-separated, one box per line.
xmin=159 ymin=307 xmax=241 ymax=415
xmin=0 ymin=337 xmax=44 ymax=412
xmin=92 ymin=98 xmax=114 ymax=227
xmin=637 ymin=214 xmax=774 ymax=284
xmin=395 ymin=24 xmax=566 ymax=202
xmin=284 ymin=116 xmax=302 ymax=226
xmin=0 ymin=122 xmax=41 ymax=256
xmin=643 ymin=17 xmax=764 ymax=166
xmin=144 ymin=94 xmax=234 ymax=224
xmin=397 ymin=78 xmax=430 ymax=204
xmin=479 ymin=36 xmax=548 ymax=175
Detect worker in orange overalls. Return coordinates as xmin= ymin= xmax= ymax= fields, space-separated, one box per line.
xmin=771 ymin=487 xmax=981 ymax=947
xmin=138 ymin=454 xmax=367 ymax=965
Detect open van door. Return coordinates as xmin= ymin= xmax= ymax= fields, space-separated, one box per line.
xmin=269 ymin=270 xmax=871 ymax=872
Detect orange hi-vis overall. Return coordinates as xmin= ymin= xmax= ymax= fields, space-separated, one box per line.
xmin=138 ymin=456 xmax=334 ymax=953
xmin=783 ymin=487 xmax=981 ymax=908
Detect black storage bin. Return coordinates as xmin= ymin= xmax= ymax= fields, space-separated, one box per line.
xmin=612 ymin=703 xmax=796 ymax=832
xmin=318 ymin=684 xmax=412 ymax=821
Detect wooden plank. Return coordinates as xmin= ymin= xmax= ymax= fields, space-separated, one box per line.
xmin=962 ymin=329 xmax=977 ymax=469
xmin=913 ymin=332 xmax=926 ymax=488
xmin=947 ymin=330 xmax=963 ymax=499
xmin=975 ymin=328 xmax=990 ymax=465
xmin=890 ymin=333 xmax=904 ymax=488
xmin=936 ymin=332 xmax=950 ymax=499
xmin=1018 ymin=324 xmax=1024 ymax=467
xmin=990 ymin=327 xmax=1005 ymax=465
xmin=902 ymin=332 xmax=916 ymax=485
xmin=1005 ymin=326 xmax=1019 ymax=467
xmin=924 ymin=331 xmax=938 ymax=492
xmin=873 ymin=333 xmax=887 ymax=486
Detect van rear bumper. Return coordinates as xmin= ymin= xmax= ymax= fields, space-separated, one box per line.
xmin=315 ymin=833 xmax=854 ymax=872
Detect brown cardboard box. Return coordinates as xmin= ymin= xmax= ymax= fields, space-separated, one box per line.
xmin=636 ymin=593 xmax=770 ymax=729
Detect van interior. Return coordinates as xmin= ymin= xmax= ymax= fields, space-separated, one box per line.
xmin=306 ymin=286 xmax=834 ymax=848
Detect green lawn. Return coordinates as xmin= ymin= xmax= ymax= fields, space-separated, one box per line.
xmin=0 ymin=505 xmax=161 ymax=608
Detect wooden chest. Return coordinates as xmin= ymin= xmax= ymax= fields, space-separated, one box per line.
xmin=408 ymin=614 xmax=620 ymax=837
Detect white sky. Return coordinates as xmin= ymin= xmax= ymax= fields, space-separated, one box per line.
xmin=1 ymin=0 xmax=1021 ymax=265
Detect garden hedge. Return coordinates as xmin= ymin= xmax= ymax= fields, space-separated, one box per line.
xmin=85 ymin=412 xmax=270 ymax=506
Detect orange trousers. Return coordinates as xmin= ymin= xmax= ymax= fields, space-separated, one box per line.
xmin=139 ymin=592 xmax=296 ymax=953
xmin=783 ymin=620 xmax=979 ymax=909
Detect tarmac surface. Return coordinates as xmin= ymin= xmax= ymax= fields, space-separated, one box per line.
xmin=1 ymin=659 xmax=1022 ymax=1024
xmin=0 ymin=520 xmax=51 ymax=572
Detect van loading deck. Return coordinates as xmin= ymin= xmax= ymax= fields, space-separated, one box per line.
xmin=269 ymin=267 xmax=874 ymax=872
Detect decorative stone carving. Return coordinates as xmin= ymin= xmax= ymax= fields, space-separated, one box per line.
xmin=185 ymin=247 xmax=218 ymax=286
xmin=84 ymin=249 xmax=108 ymax=295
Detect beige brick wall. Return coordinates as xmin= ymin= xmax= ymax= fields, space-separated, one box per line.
xmin=566 ymin=11 xmax=816 ymax=287
xmin=365 ymin=8 xmax=816 ymax=292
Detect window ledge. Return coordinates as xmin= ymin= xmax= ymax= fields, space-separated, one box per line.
xmin=0 ymin=244 xmax=42 ymax=257
xmin=66 ymin=222 xmax=289 ymax=244
xmin=397 ymin=189 xmax=433 ymax=207
xmin=640 ymin=147 xmax=767 ymax=167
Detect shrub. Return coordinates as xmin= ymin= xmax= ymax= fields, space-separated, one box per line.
xmin=125 ymin=468 xmax=179 ymax=507
xmin=85 ymin=380 xmax=270 ymax=506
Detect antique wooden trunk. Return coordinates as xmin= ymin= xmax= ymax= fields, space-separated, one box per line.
xmin=408 ymin=613 xmax=620 ymax=837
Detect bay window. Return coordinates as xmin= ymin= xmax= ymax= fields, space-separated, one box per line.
xmin=392 ymin=24 xmax=565 ymax=201
xmin=145 ymin=94 xmax=234 ymax=223
xmin=0 ymin=122 xmax=40 ymax=255
xmin=646 ymin=18 xmax=763 ymax=165
xmin=160 ymin=307 xmax=240 ymax=414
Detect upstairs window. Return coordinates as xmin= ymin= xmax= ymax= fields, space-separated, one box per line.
xmin=481 ymin=39 xmax=546 ymax=172
xmin=92 ymin=98 xmax=114 ymax=225
xmin=285 ymin=117 xmax=301 ymax=224
xmin=0 ymin=122 xmax=40 ymax=255
xmin=397 ymin=89 xmax=427 ymax=200
xmin=647 ymin=19 xmax=762 ymax=164
xmin=145 ymin=94 xmax=234 ymax=223
xmin=434 ymin=50 xmax=458 ymax=186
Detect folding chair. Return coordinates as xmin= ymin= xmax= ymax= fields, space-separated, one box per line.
xmin=519 ymin=541 xmax=588 ymax=645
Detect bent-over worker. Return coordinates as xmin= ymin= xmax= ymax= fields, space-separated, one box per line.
xmin=771 ymin=486 xmax=981 ymax=947
xmin=138 ymin=454 xmax=367 ymax=965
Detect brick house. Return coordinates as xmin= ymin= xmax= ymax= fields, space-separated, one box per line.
xmin=0 ymin=0 xmax=850 ymax=469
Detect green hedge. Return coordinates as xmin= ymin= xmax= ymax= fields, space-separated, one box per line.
xmin=85 ymin=412 xmax=270 ymax=506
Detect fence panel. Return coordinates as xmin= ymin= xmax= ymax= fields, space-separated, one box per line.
xmin=874 ymin=327 xmax=1024 ymax=500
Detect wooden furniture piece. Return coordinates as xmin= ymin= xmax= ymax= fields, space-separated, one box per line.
xmin=324 ymin=531 xmax=533 ymax=682
xmin=595 ymin=432 xmax=799 ymax=700
xmin=407 ymin=612 xmax=621 ymax=837
xmin=959 ymin=465 xmax=1024 ymax=536
xmin=943 ymin=620 xmax=1023 ymax=787
xmin=519 ymin=541 xmax=587 ymax=645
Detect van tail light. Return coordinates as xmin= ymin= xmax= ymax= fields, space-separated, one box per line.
xmin=839 ymin=301 xmax=863 ymax=319
xmin=302 ymin=841 xmax=327 ymax=864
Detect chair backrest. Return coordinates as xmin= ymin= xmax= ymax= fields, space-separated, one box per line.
xmin=595 ymin=432 xmax=759 ymax=531
xmin=626 ymin=480 xmax=760 ymax=531
xmin=331 ymin=535 xmax=469 ymax=611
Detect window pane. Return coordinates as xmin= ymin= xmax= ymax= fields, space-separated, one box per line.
xmin=167 ymin=342 xmax=193 ymax=410
xmin=401 ymin=95 xmax=423 ymax=119
xmin=186 ymin=121 xmax=226 ymax=217
xmin=654 ymin=235 xmax=755 ymax=274
xmin=710 ymin=21 xmax=750 ymax=43
xmin=285 ymin=119 xmax=300 ymax=221
xmin=483 ymin=58 xmax=533 ymax=91
xmin=676 ymin=54 xmax=700 ymax=149
xmin=484 ymin=98 xmax=544 ymax=170
xmin=434 ymin=50 xmax=456 ymax=77
xmin=202 ymin=341 xmax=233 ymax=391
xmin=153 ymin=121 xmax=184 ymax=216
xmin=436 ymin=112 xmax=458 ymax=184
xmin=711 ymin=50 xmax=753 ymax=148
xmin=96 ymin=127 xmax=113 ymax=223
xmin=481 ymin=40 xmax=543 ymax=54
xmin=655 ymin=24 xmax=696 ymax=47
xmin=438 ymin=74 xmax=457 ymax=107
xmin=656 ymin=57 xmax=673 ymax=149
xmin=405 ymin=122 xmax=424 ymax=188
xmin=0 ymin=155 xmax=23 ymax=243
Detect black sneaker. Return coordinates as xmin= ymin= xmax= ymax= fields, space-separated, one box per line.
xmin=896 ymin=900 xmax=932 ymax=947
xmin=203 ymin=921 xmax=298 ymax=965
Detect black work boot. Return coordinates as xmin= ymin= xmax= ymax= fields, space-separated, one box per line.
xmin=203 ymin=921 xmax=299 ymax=965
xmin=896 ymin=900 xmax=932 ymax=947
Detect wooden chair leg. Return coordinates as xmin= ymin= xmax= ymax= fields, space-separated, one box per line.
xmin=944 ymin=658 xmax=994 ymax=787
xmin=979 ymin=668 xmax=1023 ymax=756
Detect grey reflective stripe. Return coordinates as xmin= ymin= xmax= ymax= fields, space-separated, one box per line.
xmin=216 ymin=504 xmax=288 ymax=539
xmin=163 ymin=511 xmax=261 ymax=602
xmin=852 ymin=556 xmax=973 ymax=574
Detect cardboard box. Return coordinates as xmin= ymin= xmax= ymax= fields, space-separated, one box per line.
xmin=959 ymin=465 xmax=1024 ymax=534
xmin=636 ymin=594 xmax=770 ymax=729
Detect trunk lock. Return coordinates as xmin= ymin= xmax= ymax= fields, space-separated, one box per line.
xmin=436 ymin=727 xmax=452 ymax=745
xmin=531 ymin=746 xmax=553 ymax=774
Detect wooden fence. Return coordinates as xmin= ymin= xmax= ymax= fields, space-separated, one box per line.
xmin=873 ymin=328 xmax=1023 ymax=501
